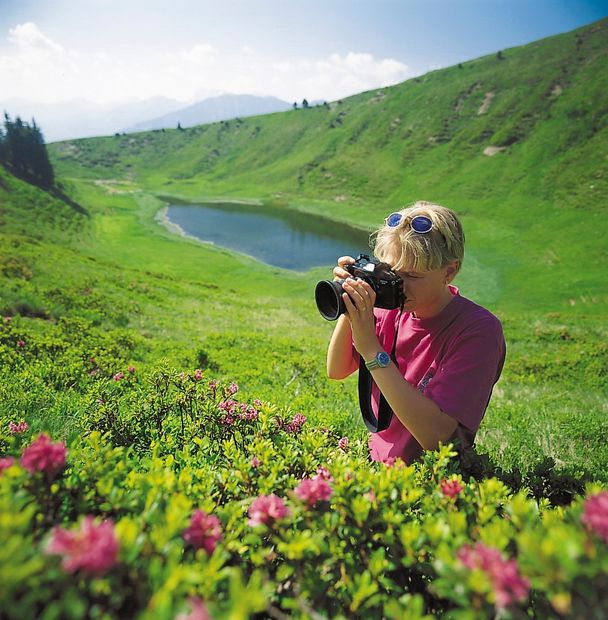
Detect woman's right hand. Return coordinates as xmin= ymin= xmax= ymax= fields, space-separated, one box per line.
xmin=333 ymin=256 xmax=355 ymax=281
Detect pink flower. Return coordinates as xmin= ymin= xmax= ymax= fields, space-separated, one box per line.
xmin=17 ymin=340 xmax=26 ymax=347
xmin=581 ymin=491 xmax=608 ymax=543
xmin=113 ymin=371 xmax=124 ymax=381
xmin=316 ymin=466 xmax=333 ymax=481
xmin=0 ymin=457 xmax=15 ymax=474
xmin=8 ymin=420 xmax=29 ymax=434
xmin=4 ymin=316 xmax=12 ymax=323
xmin=251 ymin=456 xmax=261 ymax=468
xmin=366 ymin=490 xmax=376 ymax=502
xmin=183 ymin=510 xmax=222 ymax=555
xmin=338 ymin=436 xmax=349 ymax=451
xmin=46 ymin=516 xmax=119 ymax=574
xmin=194 ymin=369 xmax=203 ymax=381
xmin=294 ymin=477 xmax=333 ymax=507
xmin=253 ymin=399 xmax=262 ymax=407
xmin=176 ymin=597 xmax=212 ymax=620
xmin=128 ymin=365 xmax=136 ymax=374
xmin=440 ymin=477 xmax=464 ymax=498
xmin=228 ymin=382 xmax=239 ymax=395
xmin=285 ymin=413 xmax=307 ymax=434
xmin=457 ymin=542 xmax=529 ymax=609
xmin=20 ymin=434 xmax=67 ymax=477
xmin=248 ymin=494 xmax=290 ymax=527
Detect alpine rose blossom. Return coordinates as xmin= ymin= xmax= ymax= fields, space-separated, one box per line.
xmin=581 ymin=491 xmax=608 ymax=543
xmin=0 ymin=457 xmax=15 ymax=474
xmin=113 ymin=371 xmax=124 ymax=381
xmin=295 ymin=476 xmax=333 ymax=507
xmin=228 ymin=382 xmax=239 ymax=395
xmin=46 ymin=516 xmax=119 ymax=574
xmin=440 ymin=477 xmax=464 ymax=498
xmin=251 ymin=456 xmax=261 ymax=468
xmin=457 ymin=542 xmax=529 ymax=609
xmin=8 ymin=420 xmax=29 ymax=434
xmin=285 ymin=413 xmax=307 ymax=434
xmin=194 ymin=369 xmax=203 ymax=381
xmin=176 ymin=597 xmax=212 ymax=620
xmin=316 ymin=466 xmax=333 ymax=481
xmin=248 ymin=494 xmax=290 ymax=527
xmin=183 ymin=510 xmax=223 ymax=555
xmin=20 ymin=434 xmax=67 ymax=477
xmin=338 ymin=437 xmax=349 ymax=451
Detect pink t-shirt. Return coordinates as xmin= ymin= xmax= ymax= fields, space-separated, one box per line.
xmin=367 ymin=286 xmax=506 ymax=464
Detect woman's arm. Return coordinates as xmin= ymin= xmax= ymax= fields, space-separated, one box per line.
xmin=327 ymin=314 xmax=359 ymax=379
xmin=362 ymin=362 xmax=458 ymax=450
xmin=326 ymin=256 xmax=360 ymax=379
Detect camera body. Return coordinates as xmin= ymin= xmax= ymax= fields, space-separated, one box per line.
xmin=315 ymin=254 xmax=404 ymax=321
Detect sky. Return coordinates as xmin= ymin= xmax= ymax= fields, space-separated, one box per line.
xmin=0 ymin=0 xmax=605 ymax=105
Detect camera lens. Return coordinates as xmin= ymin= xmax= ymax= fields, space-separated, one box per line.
xmin=315 ymin=280 xmax=346 ymax=321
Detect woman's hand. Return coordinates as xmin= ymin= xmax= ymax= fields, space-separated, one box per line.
xmin=341 ymin=277 xmax=380 ymax=361
xmin=333 ymin=256 xmax=355 ymax=281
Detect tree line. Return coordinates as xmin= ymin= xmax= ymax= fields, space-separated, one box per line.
xmin=0 ymin=113 xmax=55 ymax=189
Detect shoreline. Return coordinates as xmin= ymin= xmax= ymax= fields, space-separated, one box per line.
xmin=153 ymin=205 xmax=214 ymax=246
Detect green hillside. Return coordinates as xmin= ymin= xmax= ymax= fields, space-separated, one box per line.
xmin=50 ymin=18 xmax=608 ymax=315
xmin=2 ymin=19 xmax=607 ymax=481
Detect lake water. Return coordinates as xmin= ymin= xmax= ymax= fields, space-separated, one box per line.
xmin=164 ymin=201 xmax=372 ymax=271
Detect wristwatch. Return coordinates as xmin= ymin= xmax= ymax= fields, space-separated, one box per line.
xmin=365 ymin=351 xmax=391 ymax=370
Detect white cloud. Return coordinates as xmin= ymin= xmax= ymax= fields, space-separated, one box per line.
xmin=8 ymin=22 xmax=63 ymax=53
xmin=0 ymin=22 xmax=411 ymax=104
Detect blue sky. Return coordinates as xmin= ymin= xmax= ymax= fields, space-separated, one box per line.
xmin=1 ymin=0 xmax=605 ymax=104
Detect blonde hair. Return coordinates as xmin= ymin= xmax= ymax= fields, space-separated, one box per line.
xmin=372 ymin=201 xmax=465 ymax=272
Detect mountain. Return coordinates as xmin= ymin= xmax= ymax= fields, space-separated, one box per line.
xmin=122 ymin=94 xmax=293 ymax=132
xmin=0 ymin=97 xmax=184 ymax=142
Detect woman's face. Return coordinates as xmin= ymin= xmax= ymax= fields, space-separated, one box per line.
xmin=395 ymin=262 xmax=458 ymax=318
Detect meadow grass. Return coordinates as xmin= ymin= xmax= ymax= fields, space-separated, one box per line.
xmin=2 ymin=19 xmax=607 ymax=482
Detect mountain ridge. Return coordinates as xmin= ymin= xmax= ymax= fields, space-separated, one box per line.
xmin=123 ymin=94 xmax=293 ymax=132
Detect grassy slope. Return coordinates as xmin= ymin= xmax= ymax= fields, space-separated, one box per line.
xmin=50 ymin=19 xmax=608 ymax=315
xmin=2 ymin=20 xmax=606 ymax=479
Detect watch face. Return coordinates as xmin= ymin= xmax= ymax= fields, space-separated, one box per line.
xmin=377 ymin=351 xmax=390 ymax=367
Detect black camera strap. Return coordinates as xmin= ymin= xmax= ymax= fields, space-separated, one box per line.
xmin=358 ymin=308 xmax=402 ymax=433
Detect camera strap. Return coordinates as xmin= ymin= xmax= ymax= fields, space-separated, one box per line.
xmin=357 ymin=308 xmax=402 ymax=433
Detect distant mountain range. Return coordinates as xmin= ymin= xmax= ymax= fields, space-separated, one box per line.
xmin=123 ymin=94 xmax=293 ymax=133
xmin=0 ymin=94 xmax=293 ymax=142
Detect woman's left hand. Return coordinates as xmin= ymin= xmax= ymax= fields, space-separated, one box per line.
xmin=341 ymin=278 xmax=380 ymax=360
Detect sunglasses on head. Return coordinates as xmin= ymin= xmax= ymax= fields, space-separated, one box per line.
xmin=384 ymin=212 xmax=434 ymax=233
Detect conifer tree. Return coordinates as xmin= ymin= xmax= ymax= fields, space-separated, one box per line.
xmin=0 ymin=112 xmax=55 ymax=189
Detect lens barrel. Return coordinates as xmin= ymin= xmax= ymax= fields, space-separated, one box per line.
xmin=315 ymin=280 xmax=346 ymax=321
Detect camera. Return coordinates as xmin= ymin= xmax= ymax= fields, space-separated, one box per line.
xmin=315 ymin=254 xmax=404 ymax=321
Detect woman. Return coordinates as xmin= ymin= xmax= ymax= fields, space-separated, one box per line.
xmin=326 ymin=201 xmax=505 ymax=463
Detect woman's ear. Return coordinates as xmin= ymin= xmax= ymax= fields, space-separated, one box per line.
xmin=444 ymin=261 xmax=460 ymax=284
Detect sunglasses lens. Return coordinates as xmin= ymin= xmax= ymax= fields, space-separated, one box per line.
xmin=386 ymin=212 xmax=402 ymax=227
xmin=411 ymin=215 xmax=433 ymax=233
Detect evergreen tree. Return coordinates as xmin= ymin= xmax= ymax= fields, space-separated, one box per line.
xmin=0 ymin=112 xmax=54 ymax=189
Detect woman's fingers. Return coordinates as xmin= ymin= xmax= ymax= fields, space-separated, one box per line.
xmin=333 ymin=256 xmax=355 ymax=281
xmin=337 ymin=256 xmax=355 ymax=268
xmin=343 ymin=279 xmax=374 ymax=311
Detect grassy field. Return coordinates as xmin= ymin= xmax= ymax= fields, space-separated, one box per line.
xmin=1 ymin=19 xmax=607 ymax=482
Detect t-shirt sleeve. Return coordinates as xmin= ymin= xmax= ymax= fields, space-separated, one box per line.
xmin=423 ymin=316 xmax=506 ymax=433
